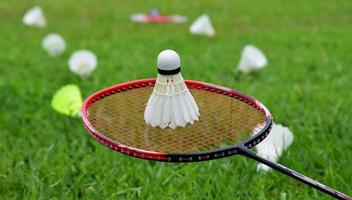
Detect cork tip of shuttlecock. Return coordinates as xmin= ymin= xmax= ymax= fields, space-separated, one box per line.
xmin=157 ymin=49 xmax=180 ymax=71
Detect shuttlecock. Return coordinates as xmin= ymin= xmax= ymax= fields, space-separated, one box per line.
xmin=189 ymin=14 xmax=215 ymax=37
xmin=236 ymin=45 xmax=268 ymax=73
xmin=42 ymin=33 xmax=66 ymax=56
xmin=51 ymin=84 xmax=83 ymax=117
xmin=144 ymin=50 xmax=200 ymax=129
xmin=254 ymin=123 xmax=294 ymax=172
xmin=68 ymin=50 xmax=97 ymax=77
xmin=23 ymin=6 xmax=46 ymax=28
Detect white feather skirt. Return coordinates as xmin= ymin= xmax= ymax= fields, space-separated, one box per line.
xmin=254 ymin=123 xmax=294 ymax=171
xmin=144 ymin=73 xmax=200 ymax=129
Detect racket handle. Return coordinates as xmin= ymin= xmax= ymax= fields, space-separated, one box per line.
xmin=238 ymin=146 xmax=351 ymax=200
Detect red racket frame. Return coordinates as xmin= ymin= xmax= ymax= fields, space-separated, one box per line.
xmin=81 ymin=79 xmax=351 ymax=199
xmin=82 ymin=78 xmax=273 ymax=162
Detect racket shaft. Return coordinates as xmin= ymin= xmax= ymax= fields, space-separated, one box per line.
xmin=237 ymin=146 xmax=351 ymax=200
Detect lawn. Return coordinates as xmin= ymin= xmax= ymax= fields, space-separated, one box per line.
xmin=1 ymin=0 xmax=352 ymax=199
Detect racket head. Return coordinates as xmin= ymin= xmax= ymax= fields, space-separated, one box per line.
xmin=82 ymin=79 xmax=273 ymax=162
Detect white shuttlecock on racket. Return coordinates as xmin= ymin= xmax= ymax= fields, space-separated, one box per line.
xmin=68 ymin=50 xmax=97 ymax=77
xmin=144 ymin=49 xmax=200 ymax=129
xmin=42 ymin=33 xmax=66 ymax=56
xmin=189 ymin=14 xmax=215 ymax=37
xmin=23 ymin=6 xmax=47 ymax=28
xmin=236 ymin=45 xmax=268 ymax=73
xmin=254 ymin=123 xmax=293 ymax=172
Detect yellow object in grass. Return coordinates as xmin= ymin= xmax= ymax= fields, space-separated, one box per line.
xmin=51 ymin=84 xmax=83 ymax=117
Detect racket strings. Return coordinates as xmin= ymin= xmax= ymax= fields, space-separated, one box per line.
xmin=87 ymin=84 xmax=266 ymax=153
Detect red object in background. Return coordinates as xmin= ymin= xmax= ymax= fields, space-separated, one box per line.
xmin=130 ymin=13 xmax=187 ymax=23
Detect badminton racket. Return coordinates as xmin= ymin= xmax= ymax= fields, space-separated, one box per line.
xmin=82 ymin=79 xmax=351 ymax=199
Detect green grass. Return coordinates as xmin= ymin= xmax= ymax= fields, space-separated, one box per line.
xmin=1 ymin=0 xmax=352 ymax=199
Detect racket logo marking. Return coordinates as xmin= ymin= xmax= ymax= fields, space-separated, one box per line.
xmin=197 ymin=155 xmax=210 ymax=160
xmin=227 ymin=149 xmax=237 ymax=155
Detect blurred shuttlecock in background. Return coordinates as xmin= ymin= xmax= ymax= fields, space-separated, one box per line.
xmin=42 ymin=33 xmax=66 ymax=56
xmin=236 ymin=45 xmax=268 ymax=73
xmin=51 ymin=85 xmax=83 ymax=117
xmin=189 ymin=14 xmax=215 ymax=37
xmin=144 ymin=50 xmax=200 ymax=129
xmin=68 ymin=50 xmax=97 ymax=77
xmin=254 ymin=123 xmax=294 ymax=172
xmin=23 ymin=6 xmax=46 ymax=28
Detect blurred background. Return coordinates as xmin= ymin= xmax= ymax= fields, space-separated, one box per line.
xmin=1 ymin=0 xmax=351 ymax=199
